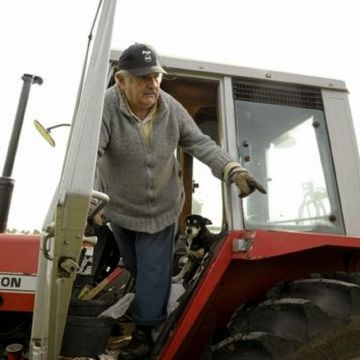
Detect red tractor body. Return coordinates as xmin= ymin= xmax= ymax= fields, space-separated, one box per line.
xmin=159 ymin=230 xmax=360 ymax=359
xmin=0 ymin=234 xmax=39 ymax=313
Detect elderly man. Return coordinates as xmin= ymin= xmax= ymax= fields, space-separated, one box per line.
xmin=96 ymin=43 xmax=266 ymax=360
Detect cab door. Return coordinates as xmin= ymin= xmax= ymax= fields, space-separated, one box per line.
xmin=231 ymin=78 xmax=345 ymax=234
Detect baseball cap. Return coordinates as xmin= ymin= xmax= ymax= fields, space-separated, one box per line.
xmin=118 ymin=43 xmax=166 ymax=76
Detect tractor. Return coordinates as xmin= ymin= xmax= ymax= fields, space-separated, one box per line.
xmin=2 ymin=1 xmax=360 ymax=359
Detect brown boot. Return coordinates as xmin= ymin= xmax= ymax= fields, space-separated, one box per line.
xmin=117 ymin=328 xmax=152 ymax=360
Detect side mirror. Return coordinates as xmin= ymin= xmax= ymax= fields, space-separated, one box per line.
xmin=34 ymin=120 xmax=70 ymax=147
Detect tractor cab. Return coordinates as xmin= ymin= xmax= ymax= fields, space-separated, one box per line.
xmin=107 ymin=50 xmax=360 ymax=237
xmin=100 ymin=53 xmax=360 ymax=359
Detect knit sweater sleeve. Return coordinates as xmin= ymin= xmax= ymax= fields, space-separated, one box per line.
xmin=174 ymin=99 xmax=239 ymax=180
xmin=98 ymin=86 xmax=116 ymax=158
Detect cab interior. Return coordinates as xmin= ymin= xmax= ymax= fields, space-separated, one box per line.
xmin=161 ymin=75 xmax=224 ymax=233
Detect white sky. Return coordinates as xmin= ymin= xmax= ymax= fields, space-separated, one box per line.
xmin=0 ymin=0 xmax=359 ymax=231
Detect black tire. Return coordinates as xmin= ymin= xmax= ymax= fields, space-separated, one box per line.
xmin=211 ymin=272 xmax=360 ymax=360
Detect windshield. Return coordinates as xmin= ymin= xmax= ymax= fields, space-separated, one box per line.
xmin=235 ymin=98 xmax=345 ymax=234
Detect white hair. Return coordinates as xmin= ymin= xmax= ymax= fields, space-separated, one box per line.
xmin=115 ymin=69 xmax=163 ymax=86
xmin=115 ymin=69 xmax=132 ymax=86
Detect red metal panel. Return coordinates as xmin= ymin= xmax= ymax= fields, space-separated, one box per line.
xmin=0 ymin=234 xmax=40 ymax=273
xmin=159 ymin=230 xmax=360 ymax=359
xmin=233 ymin=230 xmax=360 ymax=259
xmin=0 ymin=234 xmax=39 ymax=313
xmin=0 ymin=292 xmax=34 ymax=312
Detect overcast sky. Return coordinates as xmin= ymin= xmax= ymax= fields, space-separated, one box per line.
xmin=0 ymin=0 xmax=359 ymax=230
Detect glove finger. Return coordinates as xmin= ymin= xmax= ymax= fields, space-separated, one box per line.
xmin=235 ymin=177 xmax=251 ymax=197
xmin=253 ymin=180 xmax=267 ymax=194
xmin=239 ymin=187 xmax=255 ymax=198
xmin=247 ymin=177 xmax=267 ymax=194
xmin=237 ymin=179 xmax=249 ymax=191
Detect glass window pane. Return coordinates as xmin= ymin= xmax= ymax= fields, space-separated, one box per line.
xmin=235 ymin=100 xmax=344 ymax=234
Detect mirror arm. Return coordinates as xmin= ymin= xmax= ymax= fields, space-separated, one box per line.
xmin=47 ymin=123 xmax=71 ymax=133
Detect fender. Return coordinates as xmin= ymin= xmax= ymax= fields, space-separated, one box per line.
xmin=158 ymin=229 xmax=360 ymax=359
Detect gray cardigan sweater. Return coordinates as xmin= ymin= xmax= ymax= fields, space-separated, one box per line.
xmin=96 ymin=84 xmax=234 ymax=233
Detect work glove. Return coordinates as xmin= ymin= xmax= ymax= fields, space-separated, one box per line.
xmin=234 ymin=171 xmax=267 ymax=198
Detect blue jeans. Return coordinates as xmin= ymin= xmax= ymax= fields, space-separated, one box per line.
xmin=110 ymin=223 xmax=175 ymax=326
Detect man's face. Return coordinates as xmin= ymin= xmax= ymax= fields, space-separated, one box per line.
xmin=118 ymin=73 xmax=162 ymax=115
